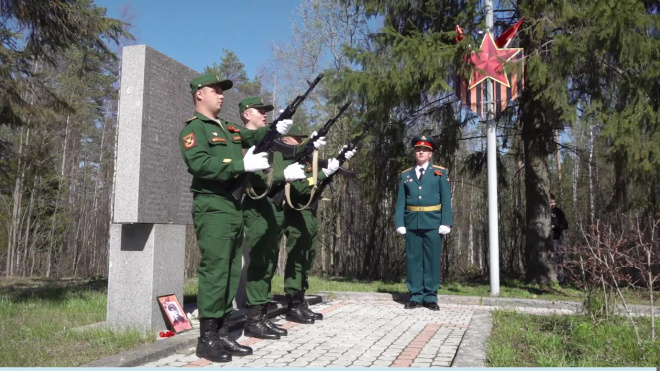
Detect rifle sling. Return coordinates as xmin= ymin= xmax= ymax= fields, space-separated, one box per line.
xmin=284 ymin=150 xmax=319 ymax=211
xmin=244 ymin=151 xmax=275 ymax=200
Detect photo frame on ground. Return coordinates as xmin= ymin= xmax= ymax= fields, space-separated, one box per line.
xmin=157 ymin=294 xmax=192 ymax=333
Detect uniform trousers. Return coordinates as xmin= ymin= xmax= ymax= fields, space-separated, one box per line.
xmin=405 ymin=228 xmax=443 ymax=304
xmin=193 ymin=193 xmax=244 ymax=318
xmin=243 ymin=196 xmax=285 ymax=306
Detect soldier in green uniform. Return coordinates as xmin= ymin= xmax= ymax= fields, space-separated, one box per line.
xmin=281 ymin=135 xmax=355 ymax=323
xmin=239 ymin=98 xmax=328 ymax=338
xmin=179 ymin=75 xmax=293 ymax=362
xmin=394 ymin=135 xmax=452 ymax=311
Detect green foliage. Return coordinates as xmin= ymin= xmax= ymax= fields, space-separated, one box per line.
xmin=204 ymin=49 xmax=264 ymax=97
xmin=488 ymin=311 xmax=660 ymax=366
xmin=0 ymin=0 xmax=129 ymax=127
xmin=0 ymin=278 xmax=154 ymax=366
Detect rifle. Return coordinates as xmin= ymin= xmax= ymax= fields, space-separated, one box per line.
xmin=230 ymin=74 xmax=323 ymax=200
xmin=307 ymin=121 xmax=373 ymax=210
xmin=270 ymin=101 xmax=351 ymax=206
xmin=317 ymin=159 xmax=356 ymax=178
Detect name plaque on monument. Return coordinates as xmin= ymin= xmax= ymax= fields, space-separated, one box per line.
xmin=113 ymin=45 xmax=244 ymax=225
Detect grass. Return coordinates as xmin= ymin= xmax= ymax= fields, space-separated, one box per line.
xmin=184 ymin=275 xmax=601 ymax=303
xmin=487 ymin=311 xmax=660 ymax=366
xmin=0 ymin=277 xmax=155 ymax=367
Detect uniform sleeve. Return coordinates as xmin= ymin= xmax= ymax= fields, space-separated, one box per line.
xmin=239 ymin=125 xmax=269 ymax=148
xmin=440 ymin=174 xmax=453 ymax=226
xmin=395 ymin=174 xmax=406 ymax=228
xmin=179 ymin=122 xmax=245 ymax=181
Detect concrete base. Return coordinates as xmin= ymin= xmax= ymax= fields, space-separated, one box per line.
xmin=107 ymin=223 xmax=186 ymax=331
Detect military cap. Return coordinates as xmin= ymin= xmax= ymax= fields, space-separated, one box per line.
xmin=239 ymin=97 xmax=275 ymax=113
xmin=285 ymin=123 xmax=309 ymax=138
xmin=411 ymin=134 xmax=437 ymax=151
xmin=190 ymin=73 xmax=233 ymax=94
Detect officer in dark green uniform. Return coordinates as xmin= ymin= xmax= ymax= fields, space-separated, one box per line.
xmin=238 ymin=97 xmax=315 ymax=339
xmin=394 ymin=135 xmax=452 ymax=311
xmin=281 ymin=132 xmax=355 ymax=323
xmin=179 ymin=75 xmax=293 ymax=362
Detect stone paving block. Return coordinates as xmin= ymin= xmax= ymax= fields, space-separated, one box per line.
xmin=143 ymin=300 xmax=476 ymax=368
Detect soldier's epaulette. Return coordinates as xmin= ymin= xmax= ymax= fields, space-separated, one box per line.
xmin=401 ymin=167 xmax=412 ymax=174
xmin=184 ymin=116 xmax=196 ymax=124
xmin=432 ymin=165 xmax=446 ymax=170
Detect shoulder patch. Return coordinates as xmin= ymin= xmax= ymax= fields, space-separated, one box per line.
xmin=401 ymin=167 xmax=412 ymax=174
xmin=184 ymin=116 xmax=196 ymax=124
xmin=433 ymin=165 xmax=446 ymax=170
xmin=182 ymin=133 xmax=196 ymax=149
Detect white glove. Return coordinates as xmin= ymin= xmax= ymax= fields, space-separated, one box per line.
xmin=322 ymin=158 xmax=340 ymax=177
xmin=438 ymin=225 xmax=451 ymax=235
xmin=283 ymin=163 xmax=306 ymax=182
xmin=276 ymin=119 xmax=293 ymax=135
xmin=243 ymin=146 xmax=269 ymax=173
xmin=343 ymin=146 xmax=357 ymax=161
xmin=311 ymin=131 xmax=326 ymax=149
xmin=396 ymin=227 xmax=406 ymax=235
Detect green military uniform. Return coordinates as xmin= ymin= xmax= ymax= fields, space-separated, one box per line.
xmin=179 ymin=97 xmax=267 ymax=320
xmin=182 ymin=75 xmax=264 ymax=362
xmin=282 ymin=160 xmax=326 ymax=296
xmin=238 ymin=97 xmax=291 ymax=339
xmin=394 ymin=135 xmax=452 ymax=305
xmin=243 ymin=150 xmax=288 ymax=306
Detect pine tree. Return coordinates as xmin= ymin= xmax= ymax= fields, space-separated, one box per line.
xmin=204 ymin=49 xmax=263 ymax=97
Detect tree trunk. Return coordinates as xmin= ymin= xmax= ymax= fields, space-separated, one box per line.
xmin=588 ymin=124 xmax=595 ymax=224
xmin=520 ymin=92 xmax=556 ymax=284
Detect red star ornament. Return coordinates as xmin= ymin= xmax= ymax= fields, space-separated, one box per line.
xmin=468 ymin=32 xmax=522 ymax=90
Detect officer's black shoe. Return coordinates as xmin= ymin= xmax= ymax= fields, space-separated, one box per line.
xmin=217 ymin=316 xmax=253 ymax=356
xmin=424 ymin=302 xmax=440 ymax=311
xmin=299 ymin=291 xmax=323 ymax=320
xmin=260 ymin=306 xmax=288 ymax=336
xmin=286 ymin=292 xmax=315 ymax=324
xmin=404 ymin=301 xmax=422 ymax=309
xmin=244 ymin=305 xmax=281 ymax=340
xmin=196 ymin=318 xmax=232 ymax=363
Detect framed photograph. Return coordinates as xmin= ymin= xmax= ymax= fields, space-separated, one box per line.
xmin=157 ymin=294 xmax=192 ymax=333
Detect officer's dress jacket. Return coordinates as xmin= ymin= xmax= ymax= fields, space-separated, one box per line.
xmin=395 ymin=164 xmax=453 ymax=230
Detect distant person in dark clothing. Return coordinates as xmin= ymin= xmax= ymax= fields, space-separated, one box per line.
xmin=550 ymin=193 xmax=569 ymax=283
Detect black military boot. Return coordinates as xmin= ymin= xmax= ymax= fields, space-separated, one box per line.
xmin=261 ymin=305 xmax=288 ymax=336
xmin=196 ymin=318 xmax=232 ymax=363
xmin=299 ymin=291 xmax=323 ymax=320
xmin=244 ymin=305 xmax=280 ymax=340
xmin=285 ymin=291 xmax=315 ymax=324
xmin=217 ymin=315 xmax=253 ymax=356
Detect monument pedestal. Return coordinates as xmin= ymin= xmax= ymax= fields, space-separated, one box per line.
xmin=107 ymin=223 xmax=186 ymax=330
xmin=108 ymin=45 xmax=246 ymax=331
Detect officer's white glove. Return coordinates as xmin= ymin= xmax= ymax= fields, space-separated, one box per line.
xmin=396 ymin=227 xmax=407 ymax=236
xmin=310 ymin=131 xmax=326 ymax=149
xmin=243 ymin=146 xmax=269 ymax=173
xmin=276 ymin=119 xmax=293 ymax=135
xmin=322 ymin=158 xmax=340 ymax=177
xmin=283 ymin=163 xmax=306 ymax=182
xmin=342 ymin=145 xmax=357 ymax=161
xmin=438 ymin=225 xmax=451 ymax=235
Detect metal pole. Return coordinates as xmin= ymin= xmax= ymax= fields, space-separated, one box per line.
xmin=485 ymin=0 xmax=500 ymax=296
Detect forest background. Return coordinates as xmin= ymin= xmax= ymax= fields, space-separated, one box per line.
xmin=1 ymin=0 xmax=658 ymax=297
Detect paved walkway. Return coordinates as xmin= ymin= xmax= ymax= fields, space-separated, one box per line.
xmin=142 ymin=300 xmax=474 ymax=368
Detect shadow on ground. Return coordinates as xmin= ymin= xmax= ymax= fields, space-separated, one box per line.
xmin=0 ymin=277 xmax=108 ymax=303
